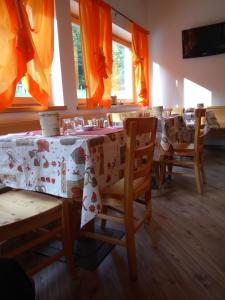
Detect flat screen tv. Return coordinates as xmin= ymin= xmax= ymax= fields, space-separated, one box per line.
xmin=182 ymin=22 xmax=225 ymax=58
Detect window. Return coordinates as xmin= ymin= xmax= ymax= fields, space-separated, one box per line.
xmin=71 ymin=18 xmax=86 ymax=100
xmin=15 ymin=80 xmax=30 ymax=98
xmin=13 ymin=81 xmax=39 ymax=108
xmin=111 ymin=39 xmax=133 ymax=102
xmin=12 ymin=80 xmax=39 ymax=108
xmin=1 ymin=2 xmax=65 ymax=113
xmin=12 ymin=79 xmax=40 ymax=108
xmin=71 ymin=3 xmax=135 ymax=105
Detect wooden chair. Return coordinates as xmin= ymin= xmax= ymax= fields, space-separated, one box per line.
xmin=163 ymin=108 xmax=172 ymax=117
xmin=171 ymin=107 xmax=184 ymax=115
xmin=152 ymin=106 xmax=163 ymax=117
xmin=107 ymin=111 xmax=139 ymax=127
xmin=142 ymin=109 xmax=153 ymax=117
xmin=163 ymin=108 xmax=206 ymax=193
xmin=0 ymin=189 xmax=74 ymax=276
xmin=81 ymin=117 xmax=158 ymax=280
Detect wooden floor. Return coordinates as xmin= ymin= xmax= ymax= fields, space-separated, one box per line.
xmin=34 ymin=148 xmax=225 ymax=300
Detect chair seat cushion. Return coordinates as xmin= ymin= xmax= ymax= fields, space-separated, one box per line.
xmin=172 ymin=143 xmax=194 ymax=152
xmin=0 ymin=190 xmax=61 ymax=226
xmin=101 ymin=176 xmax=150 ymax=201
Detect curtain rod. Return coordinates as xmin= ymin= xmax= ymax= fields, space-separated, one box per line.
xmin=110 ymin=6 xmax=149 ymax=34
xmin=111 ymin=6 xmax=133 ymax=24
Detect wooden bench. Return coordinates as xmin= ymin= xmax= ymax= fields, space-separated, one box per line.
xmin=205 ymin=106 xmax=225 ymax=147
xmin=206 ymin=106 xmax=225 ymax=129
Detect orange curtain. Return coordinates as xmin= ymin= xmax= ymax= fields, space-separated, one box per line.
xmin=23 ymin=0 xmax=54 ymax=107
xmin=131 ymin=23 xmax=149 ymax=106
xmin=0 ymin=0 xmax=54 ymax=112
xmin=0 ymin=0 xmax=34 ymax=111
xmin=79 ymin=0 xmax=112 ymax=109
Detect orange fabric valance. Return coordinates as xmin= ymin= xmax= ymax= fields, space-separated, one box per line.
xmin=131 ymin=23 xmax=149 ymax=106
xmin=0 ymin=0 xmax=54 ymax=112
xmin=79 ymin=0 xmax=112 ymax=109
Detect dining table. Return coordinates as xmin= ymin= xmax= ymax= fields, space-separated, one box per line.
xmin=0 ymin=127 xmax=127 ymax=228
xmin=0 ymin=116 xmax=194 ymax=228
xmin=159 ymin=115 xmax=194 ymax=152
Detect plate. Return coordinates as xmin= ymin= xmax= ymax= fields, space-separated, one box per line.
xmin=82 ymin=125 xmax=94 ymax=131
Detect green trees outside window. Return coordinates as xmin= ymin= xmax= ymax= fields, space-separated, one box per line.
xmin=72 ymin=23 xmax=86 ymax=99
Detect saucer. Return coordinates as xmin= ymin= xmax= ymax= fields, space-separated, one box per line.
xmin=82 ymin=125 xmax=95 ymax=131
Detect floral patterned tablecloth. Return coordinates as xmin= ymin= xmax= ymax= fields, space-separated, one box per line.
xmin=0 ymin=128 xmax=126 ymax=227
xmin=159 ymin=116 xmax=194 ymax=152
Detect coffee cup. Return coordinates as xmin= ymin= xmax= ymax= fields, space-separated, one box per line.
xmin=39 ymin=111 xmax=60 ymax=137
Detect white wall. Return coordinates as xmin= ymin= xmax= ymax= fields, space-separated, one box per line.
xmin=105 ymin=0 xmax=148 ymax=30
xmin=147 ymin=0 xmax=225 ymax=109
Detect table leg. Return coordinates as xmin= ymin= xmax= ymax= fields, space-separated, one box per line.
xmin=62 ymin=199 xmax=76 ymax=278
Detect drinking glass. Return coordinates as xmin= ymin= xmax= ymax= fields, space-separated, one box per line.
xmin=74 ymin=116 xmax=84 ymax=131
xmin=62 ymin=118 xmax=75 ymax=135
xmin=103 ymin=120 xmax=109 ymax=127
xmin=96 ymin=118 xmax=104 ymax=128
xmin=39 ymin=112 xmax=60 ymax=137
xmin=91 ymin=118 xmax=97 ymax=126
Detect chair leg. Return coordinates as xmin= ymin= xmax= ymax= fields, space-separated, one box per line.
xmin=159 ymin=160 xmax=166 ymax=187
xmin=201 ymin=165 xmax=206 ymax=184
xmin=144 ymin=190 xmax=157 ymax=248
xmin=62 ymin=201 xmax=76 ymax=278
xmin=124 ymin=202 xmax=137 ymax=281
xmin=125 ymin=227 xmax=137 ymax=281
xmin=200 ymin=154 xmax=206 ymax=184
xmin=167 ymin=156 xmax=173 ymax=179
xmin=154 ymin=162 xmax=160 ymax=188
xmin=194 ymin=159 xmax=203 ymax=194
xmin=100 ymin=206 xmax=107 ymax=229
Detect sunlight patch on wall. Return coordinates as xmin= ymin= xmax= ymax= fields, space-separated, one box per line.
xmin=152 ymin=62 xmax=163 ymax=107
xmin=183 ymin=78 xmax=212 ymax=108
xmin=50 ymin=16 xmax=64 ymax=106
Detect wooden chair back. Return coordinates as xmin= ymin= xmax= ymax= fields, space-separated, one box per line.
xmin=171 ymin=107 xmax=184 ymax=115
xmin=124 ymin=117 xmax=157 ymax=198
xmin=152 ymin=106 xmax=163 ymax=117
xmin=194 ymin=108 xmax=206 ymax=152
xmin=107 ymin=111 xmax=140 ymax=127
xmin=142 ymin=109 xmax=153 ymax=117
